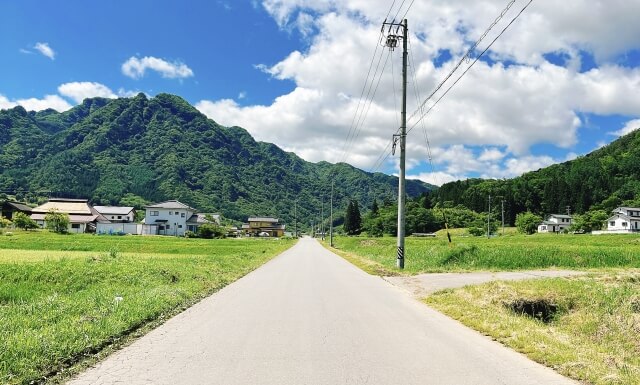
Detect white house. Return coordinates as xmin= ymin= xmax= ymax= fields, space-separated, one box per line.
xmin=30 ymin=198 xmax=109 ymax=233
xmin=538 ymin=214 xmax=573 ymax=233
xmin=144 ymin=200 xmax=198 ymax=236
xmin=606 ymin=207 xmax=640 ymax=232
xmin=93 ymin=206 xmax=136 ymax=223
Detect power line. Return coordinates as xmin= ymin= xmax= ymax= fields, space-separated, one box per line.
xmin=407 ymin=0 xmax=534 ymax=135
xmin=404 ymin=0 xmax=526 ymax=131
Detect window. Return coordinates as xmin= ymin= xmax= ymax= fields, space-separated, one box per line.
xmin=610 ymin=221 xmax=616 ymax=226
xmin=71 ymin=224 xmax=80 ymax=229
xmin=117 ymin=216 xmax=122 ymax=219
xmin=150 ymin=211 xmax=159 ymax=216
xmin=169 ymin=211 xmax=173 ymax=215
xmin=111 ymin=216 xmax=115 ymax=219
xmin=181 ymin=213 xmax=185 ymax=218
xmin=166 ymin=224 xmax=171 ymax=229
xmin=178 ymin=225 xmax=183 ymax=229
xmin=622 ymin=222 xmax=628 ymax=227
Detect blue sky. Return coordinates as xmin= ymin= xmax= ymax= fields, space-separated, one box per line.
xmin=2 ymin=0 xmax=640 ymax=185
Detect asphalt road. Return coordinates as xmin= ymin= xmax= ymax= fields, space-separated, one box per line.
xmin=68 ymin=237 xmax=576 ymax=385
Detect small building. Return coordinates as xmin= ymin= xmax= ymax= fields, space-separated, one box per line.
xmin=93 ymin=206 xmax=136 ymax=223
xmin=538 ymin=214 xmax=572 ymax=233
xmin=242 ymin=217 xmax=285 ymax=237
xmin=30 ymin=198 xmax=109 ymax=233
xmin=606 ymin=207 xmax=640 ymax=232
xmin=1 ymin=201 xmax=32 ymax=220
xmin=186 ymin=213 xmax=220 ymax=233
xmin=144 ymin=200 xmax=198 ymax=236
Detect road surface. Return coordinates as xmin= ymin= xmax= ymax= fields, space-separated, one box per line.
xmin=69 ymin=237 xmax=576 ymax=385
xmin=386 ymin=270 xmax=585 ymax=298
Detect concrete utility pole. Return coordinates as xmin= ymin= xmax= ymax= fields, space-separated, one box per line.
xmin=330 ymin=180 xmax=334 ymax=247
xmin=487 ymin=195 xmax=492 ymax=239
xmin=321 ymin=196 xmax=325 ymax=240
xmin=383 ymin=18 xmax=408 ymax=269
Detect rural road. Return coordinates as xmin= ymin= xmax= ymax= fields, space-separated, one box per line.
xmin=68 ymin=237 xmax=577 ymax=385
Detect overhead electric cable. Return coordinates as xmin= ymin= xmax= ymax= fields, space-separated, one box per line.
xmin=407 ymin=0 xmax=534 ymax=134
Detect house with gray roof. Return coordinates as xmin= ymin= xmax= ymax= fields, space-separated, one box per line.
xmin=606 ymin=207 xmax=640 ymax=232
xmin=537 ymin=214 xmax=573 ymax=233
xmin=144 ymin=200 xmax=200 ymax=236
xmin=93 ymin=206 xmax=136 ymax=223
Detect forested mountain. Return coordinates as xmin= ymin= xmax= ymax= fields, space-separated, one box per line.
xmin=434 ymin=128 xmax=640 ymax=224
xmin=0 ymin=93 xmax=433 ymax=225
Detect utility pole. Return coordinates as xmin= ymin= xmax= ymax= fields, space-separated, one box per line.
xmin=383 ymin=18 xmax=408 ymax=269
xmin=321 ymin=196 xmax=325 ymax=240
xmin=501 ymin=198 xmax=505 ymax=236
xmin=330 ymin=180 xmax=334 ymax=247
xmin=566 ymin=206 xmax=571 ymax=216
xmin=487 ymin=194 xmax=492 ymax=239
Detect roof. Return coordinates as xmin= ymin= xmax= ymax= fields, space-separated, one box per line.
xmin=32 ymin=199 xmax=93 ymax=215
xmin=31 ymin=213 xmax=100 ymax=224
xmin=186 ymin=213 xmax=219 ymax=225
xmin=608 ymin=213 xmax=632 ymax=221
xmin=548 ymin=214 xmax=572 ymax=219
xmin=3 ymin=201 xmax=32 ymax=212
xmin=145 ymin=200 xmax=197 ymax=211
xmin=93 ymin=206 xmax=135 ymax=215
xmin=248 ymin=217 xmax=279 ymax=223
xmin=613 ymin=207 xmax=640 ymax=213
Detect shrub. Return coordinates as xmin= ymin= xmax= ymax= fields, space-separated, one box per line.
xmin=45 ymin=209 xmax=70 ymax=234
xmin=515 ymin=212 xmax=542 ymax=235
xmin=13 ymin=212 xmax=38 ymax=231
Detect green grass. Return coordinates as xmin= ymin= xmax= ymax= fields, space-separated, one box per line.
xmin=0 ymin=231 xmax=295 ymax=384
xmin=326 ymin=233 xmax=640 ymax=275
xmin=426 ymin=272 xmax=640 ymax=385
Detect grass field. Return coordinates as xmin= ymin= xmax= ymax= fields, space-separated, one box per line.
xmin=327 ymin=233 xmax=640 ymax=275
xmin=0 ymin=231 xmax=295 ymax=385
xmin=427 ymin=272 xmax=640 ymax=385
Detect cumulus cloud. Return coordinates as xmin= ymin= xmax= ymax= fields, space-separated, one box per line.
xmin=58 ymin=82 xmax=117 ymax=103
xmin=611 ymin=119 xmax=640 ymax=137
xmin=121 ymin=56 xmax=194 ymax=79
xmin=0 ymin=93 xmax=72 ymax=112
xmin=34 ymin=42 xmax=55 ymax=60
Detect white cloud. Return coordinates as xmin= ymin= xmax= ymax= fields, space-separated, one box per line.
xmin=0 ymin=94 xmax=72 ymax=112
xmin=407 ymin=171 xmax=467 ymax=187
xmin=192 ymin=1 xmax=640 ymax=179
xmin=58 ymin=82 xmax=117 ymax=103
xmin=611 ymin=119 xmax=640 ymax=137
xmin=34 ymin=42 xmax=55 ymax=60
xmin=121 ymin=56 xmax=194 ymax=79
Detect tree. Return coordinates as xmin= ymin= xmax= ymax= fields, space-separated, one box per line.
xmin=370 ymin=199 xmax=379 ymax=217
xmin=12 ymin=212 xmax=38 ymax=231
xmin=571 ymin=210 xmax=608 ymax=232
xmin=515 ymin=212 xmax=542 ymax=234
xmin=343 ymin=200 xmax=362 ymax=235
xmin=45 ymin=209 xmax=70 ymax=234
xmin=197 ymin=223 xmax=225 ymax=239
xmin=0 ymin=216 xmax=11 ymax=231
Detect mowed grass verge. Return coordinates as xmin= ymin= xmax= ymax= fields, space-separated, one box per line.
xmin=327 ymin=233 xmax=640 ymax=275
xmin=427 ymin=272 xmax=640 ymax=385
xmin=0 ymin=231 xmax=295 ymax=385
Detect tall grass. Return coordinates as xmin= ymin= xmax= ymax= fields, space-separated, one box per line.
xmin=0 ymin=231 xmax=294 ymax=384
xmin=328 ymin=234 xmax=640 ymax=274
xmin=427 ymin=272 xmax=640 ymax=385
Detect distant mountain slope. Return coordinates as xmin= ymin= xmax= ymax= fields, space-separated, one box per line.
xmin=436 ymin=127 xmax=640 ymax=223
xmin=0 ymin=93 xmax=433 ymax=224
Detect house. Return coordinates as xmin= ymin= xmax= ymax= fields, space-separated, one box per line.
xmin=538 ymin=214 xmax=573 ymax=233
xmin=606 ymin=207 xmax=640 ymax=232
xmin=93 ymin=206 xmax=136 ymax=223
xmin=186 ymin=213 xmax=220 ymax=233
xmin=30 ymin=198 xmax=109 ymax=233
xmin=144 ymin=200 xmax=198 ymax=236
xmin=1 ymin=201 xmax=32 ymax=220
xmin=242 ymin=217 xmax=285 ymax=237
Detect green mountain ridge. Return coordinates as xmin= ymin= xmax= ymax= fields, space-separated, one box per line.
xmin=0 ymin=93 xmax=433 ymax=226
xmin=435 ymin=127 xmax=640 ymax=224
